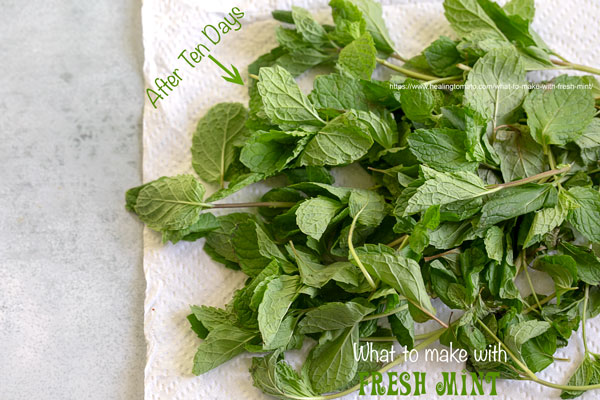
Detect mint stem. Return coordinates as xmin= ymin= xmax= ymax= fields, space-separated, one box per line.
xmin=488 ymin=165 xmax=571 ymax=190
xmin=209 ymin=201 xmax=296 ymax=209
xmin=376 ymin=57 xmax=462 ymax=82
xmin=552 ymin=59 xmax=600 ymax=76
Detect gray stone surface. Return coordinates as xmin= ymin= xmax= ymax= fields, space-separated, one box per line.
xmin=0 ymin=1 xmax=145 ymax=399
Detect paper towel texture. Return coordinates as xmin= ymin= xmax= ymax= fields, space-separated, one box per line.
xmin=141 ymin=1 xmax=600 ymax=398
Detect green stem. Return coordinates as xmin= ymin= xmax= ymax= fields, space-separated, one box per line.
xmin=210 ymin=201 xmax=296 ymax=209
xmin=478 ymin=318 xmax=600 ymax=393
xmin=476 ymin=318 xmax=536 ymax=380
xmin=359 ymin=336 xmax=397 ymax=342
xmin=583 ymin=284 xmax=590 ymax=355
xmin=552 ymin=59 xmax=600 ymax=76
xmin=521 ymin=252 xmax=543 ymax=313
xmin=361 ymin=304 xmax=408 ymax=321
xmin=397 ymin=235 xmax=410 ymax=251
xmin=405 ymin=297 xmax=449 ymax=328
xmin=487 ymin=165 xmax=571 ymax=191
xmin=348 ymin=205 xmax=377 ymax=290
xmin=248 ymin=73 xmax=259 ymax=80
xmin=386 ymin=234 xmax=408 ymax=248
xmin=523 ymin=292 xmax=556 ymax=314
xmin=376 ymin=57 xmax=462 ymax=82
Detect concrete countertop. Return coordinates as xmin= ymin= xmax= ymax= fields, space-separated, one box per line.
xmin=1 ymin=1 xmax=146 ymax=398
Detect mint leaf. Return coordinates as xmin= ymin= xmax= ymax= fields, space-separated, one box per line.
xmin=524 ymin=75 xmax=595 ymax=146
xmin=338 ymin=32 xmax=377 ymax=80
xmin=399 ymin=79 xmax=439 ymax=123
xmin=424 ymin=36 xmax=463 ymax=77
xmin=405 ymin=167 xmax=488 ymax=214
xmin=240 ymin=130 xmax=309 ymax=175
xmin=534 ymin=255 xmax=578 ymax=304
xmin=566 ymin=186 xmax=600 ymax=243
xmin=258 ymin=275 xmax=303 ymax=348
xmin=494 ymin=126 xmax=546 ymax=181
xmin=296 ymin=196 xmax=344 ymax=240
xmin=504 ymin=320 xmax=551 ymax=361
xmin=306 ymin=325 xmax=359 ymax=393
xmin=355 ymin=244 xmax=436 ymax=321
xmin=348 ymin=189 xmax=386 ymax=227
xmin=309 ymin=73 xmax=369 ymax=112
xmin=298 ymin=300 xmax=375 ymax=333
xmin=192 ymin=324 xmax=258 ymax=375
xmin=257 ymin=66 xmax=324 ymax=126
xmin=300 ymin=111 xmax=373 ymax=166
xmin=464 ymin=48 xmax=528 ymax=130
xmin=444 ymin=0 xmax=505 ymax=40
xmin=134 ymin=175 xmax=207 ymax=231
xmin=191 ymin=103 xmax=248 ymax=185
xmin=503 ymin=0 xmax=535 ymax=22
xmin=523 ymin=190 xmax=570 ymax=248
xmin=291 ymin=6 xmax=328 ymax=47
xmin=329 ymin=0 xmax=366 ymax=46
xmin=560 ymin=242 xmax=600 ymax=286
xmin=347 ymin=0 xmax=395 ymax=54
xmin=356 ymin=109 xmax=397 ymax=149
xmin=408 ymin=128 xmax=478 ymax=172
xmin=479 ymin=184 xmax=556 ymax=228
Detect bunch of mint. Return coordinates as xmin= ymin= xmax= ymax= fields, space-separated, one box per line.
xmin=126 ymin=0 xmax=600 ymax=398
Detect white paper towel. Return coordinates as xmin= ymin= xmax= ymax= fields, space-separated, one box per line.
xmin=141 ymin=1 xmax=600 ymax=398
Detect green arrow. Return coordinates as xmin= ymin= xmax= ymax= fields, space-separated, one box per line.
xmin=208 ymin=55 xmax=244 ymax=86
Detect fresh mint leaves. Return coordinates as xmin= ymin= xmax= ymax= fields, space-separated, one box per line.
xmin=126 ymin=0 xmax=600 ymax=398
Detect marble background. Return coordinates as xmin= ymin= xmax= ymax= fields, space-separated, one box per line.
xmin=0 ymin=1 xmax=145 ymax=399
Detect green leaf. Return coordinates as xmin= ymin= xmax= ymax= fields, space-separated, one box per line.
xmin=258 ymin=275 xmax=303 ymax=348
xmin=250 ymin=352 xmax=317 ymax=399
xmin=424 ymin=36 xmax=463 ymax=77
xmin=161 ymin=211 xmax=220 ymax=244
xmin=257 ymin=66 xmax=323 ymax=127
xmin=205 ymin=172 xmax=265 ymax=202
xmin=399 ymin=78 xmax=439 ymax=123
xmin=479 ymin=184 xmax=556 ymax=228
xmin=464 ymin=48 xmax=528 ymax=130
xmin=338 ymin=33 xmax=377 ymax=80
xmin=134 ymin=175 xmax=207 ymax=231
xmin=484 ymin=225 xmax=504 ymax=262
xmin=534 ymin=255 xmax=578 ymax=303
xmin=204 ymin=213 xmax=256 ymax=266
xmin=190 ymin=305 xmax=236 ymax=332
xmin=329 ymin=0 xmax=366 ymax=46
xmin=191 ymin=103 xmax=248 ymax=185
xmin=275 ymin=27 xmax=309 ymax=51
xmin=429 ymin=220 xmax=480 ymax=249
xmin=575 ymin=118 xmax=600 ymax=149
xmin=306 ymin=325 xmax=359 ymax=393
xmin=192 ymin=323 xmax=258 ymax=375
xmin=296 ymin=196 xmax=344 ymax=240
xmin=347 ymin=0 xmax=395 ymax=54
xmin=300 ymin=111 xmax=374 ymax=166
xmin=503 ymin=0 xmax=535 ymax=21
xmin=523 ymin=190 xmax=570 ymax=248
xmin=561 ymin=354 xmax=600 ymax=399
xmin=444 ymin=0 xmax=505 ymax=40
xmin=566 ymin=187 xmax=600 ymax=243
xmin=355 ymin=244 xmax=436 ymax=321
xmin=276 ymin=48 xmax=335 ymax=77
xmin=240 ymin=130 xmax=309 ymax=175
xmin=298 ymin=300 xmax=375 ymax=333
xmin=309 ymin=73 xmax=369 ymax=112
xmin=405 ymin=167 xmax=488 ymax=214
xmin=125 ymin=178 xmax=163 ymax=212
xmin=188 ymin=313 xmax=209 ymax=339
xmin=524 ymin=75 xmax=596 ymax=146
xmin=291 ymin=6 xmax=328 ymax=46
xmin=494 ymin=126 xmax=546 ymax=182
xmin=504 ymin=320 xmax=551 ymax=360
xmin=233 ymin=221 xmax=291 ymax=277
xmin=389 ymin=304 xmax=415 ymax=349
xmin=285 ymin=166 xmax=335 ymax=185
xmin=408 ymin=128 xmax=478 ymax=172
xmin=348 ymin=189 xmax=386 ymax=227
xmin=355 ymin=109 xmax=398 ymax=149
xmin=560 ymin=242 xmax=600 ymax=286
